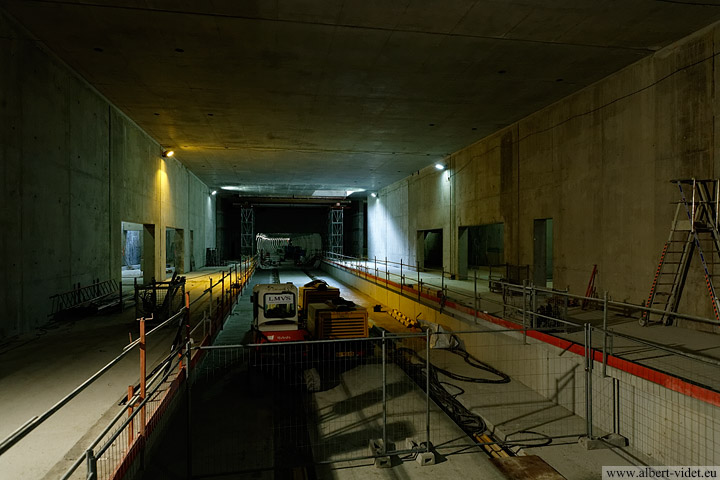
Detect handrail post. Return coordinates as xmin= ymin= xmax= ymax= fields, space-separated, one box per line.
xmin=86 ymin=448 xmax=97 ymax=480
xmin=531 ymin=283 xmax=537 ymax=329
xmin=382 ymin=331 xmax=387 ymax=455
xmin=585 ymin=323 xmax=594 ymax=440
xmin=127 ymin=386 xmax=134 ymax=447
xmin=400 ymin=259 xmax=403 ymax=287
xmin=385 ymin=257 xmax=388 ymax=287
xmin=209 ymin=278 xmax=214 ymax=331
xmin=185 ymin=339 xmax=192 ymax=479
xmin=474 ymin=270 xmax=478 ymax=320
xmin=139 ymin=317 xmax=147 ymax=437
xmin=522 ymin=280 xmax=528 ymax=343
xmin=425 ymin=328 xmax=431 ymax=453
xmin=603 ymin=291 xmax=608 ymax=377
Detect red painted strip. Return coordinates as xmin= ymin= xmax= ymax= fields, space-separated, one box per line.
xmin=328 ymin=261 xmax=720 ymax=408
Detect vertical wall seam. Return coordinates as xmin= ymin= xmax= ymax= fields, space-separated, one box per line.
xmin=108 ymin=105 xmax=112 ymax=281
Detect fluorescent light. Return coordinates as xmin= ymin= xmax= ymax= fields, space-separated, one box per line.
xmin=435 ymin=163 xmax=446 ymax=170
xmin=211 ymin=190 xmax=217 ymax=195
xmin=221 ymin=186 xmax=243 ymax=191
xmin=370 ymin=192 xmax=377 ymax=198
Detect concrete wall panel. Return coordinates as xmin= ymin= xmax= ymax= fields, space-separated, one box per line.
xmin=369 ymin=22 xmax=720 ymax=320
xmin=0 ymin=11 xmax=215 ymax=338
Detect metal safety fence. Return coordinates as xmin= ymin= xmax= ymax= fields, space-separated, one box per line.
xmin=183 ymin=328 xmax=591 ymax=478
xmin=324 ymin=253 xmax=720 ymax=468
xmin=0 ymin=258 xmax=257 ymax=480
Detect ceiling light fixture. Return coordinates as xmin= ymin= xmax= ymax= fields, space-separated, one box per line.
xmin=221 ymin=186 xmax=243 ymax=191
xmin=435 ymin=163 xmax=447 ymax=170
xmin=211 ymin=190 xmax=217 ymax=196
xmin=371 ymin=192 xmax=377 ymax=198
xmin=162 ymin=149 xmax=174 ymax=158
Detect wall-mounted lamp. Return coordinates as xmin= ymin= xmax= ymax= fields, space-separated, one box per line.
xmin=211 ymin=190 xmax=217 ymax=196
xmin=162 ymin=149 xmax=175 ymax=158
xmin=435 ymin=163 xmax=447 ymax=171
xmin=370 ymin=192 xmax=377 ymax=198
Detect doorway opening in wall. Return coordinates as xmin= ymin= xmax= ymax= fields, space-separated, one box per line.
xmin=533 ymin=218 xmax=554 ymax=288
xmin=165 ymin=228 xmax=185 ymax=280
xmin=459 ymin=223 xmax=504 ymax=281
xmin=419 ymin=229 xmax=443 ymax=270
xmin=121 ymin=222 xmax=144 ymax=298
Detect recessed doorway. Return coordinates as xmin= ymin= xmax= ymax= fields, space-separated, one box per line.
xmin=418 ymin=229 xmax=443 ymax=270
xmin=533 ymin=218 xmax=553 ymax=288
xmin=165 ymin=227 xmax=185 ymax=279
xmin=460 ymin=223 xmax=504 ymax=281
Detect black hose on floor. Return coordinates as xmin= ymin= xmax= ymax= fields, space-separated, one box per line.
xmin=390 ymin=339 xmax=510 ymax=440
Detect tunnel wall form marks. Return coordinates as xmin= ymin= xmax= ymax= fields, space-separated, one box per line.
xmin=0 ymin=10 xmax=215 ymax=338
xmin=368 ymin=22 xmax=720 ymax=320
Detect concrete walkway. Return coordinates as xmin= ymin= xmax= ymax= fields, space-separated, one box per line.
xmin=0 ymin=266 xmax=237 ymax=480
xmin=327 ymin=259 xmax=720 ymax=392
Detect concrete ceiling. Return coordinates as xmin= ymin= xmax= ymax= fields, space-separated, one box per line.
xmin=4 ymin=0 xmax=720 ymax=198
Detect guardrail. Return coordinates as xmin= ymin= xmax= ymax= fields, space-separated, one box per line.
xmin=323 ymin=253 xmax=720 ymax=467
xmin=323 ymin=252 xmax=720 ymax=393
xmin=0 ymin=257 xmax=257 ymax=480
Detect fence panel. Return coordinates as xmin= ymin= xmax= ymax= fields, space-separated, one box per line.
xmin=434 ymin=329 xmax=587 ymax=450
xmin=590 ymin=329 xmax=720 ymax=466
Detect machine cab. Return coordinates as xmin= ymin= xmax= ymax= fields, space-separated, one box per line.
xmin=252 ymin=283 xmax=300 ymax=335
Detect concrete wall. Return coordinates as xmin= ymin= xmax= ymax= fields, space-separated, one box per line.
xmin=0 ymin=11 xmax=215 ymax=339
xmin=369 ymin=23 xmax=720 ymax=319
xmin=324 ymin=263 xmax=720 ymax=467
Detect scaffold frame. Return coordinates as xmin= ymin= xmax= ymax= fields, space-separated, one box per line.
xmin=328 ymin=208 xmax=343 ymax=256
xmin=240 ymin=207 xmax=254 ymax=257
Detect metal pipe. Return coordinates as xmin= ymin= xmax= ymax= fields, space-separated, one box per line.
xmin=533 ymin=283 xmax=539 ymax=329
xmin=522 ymin=280 xmax=528 ymax=344
xmin=441 ymin=267 xmax=444 ymax=294
xmin=382 ymin=331 xmax=387 ymax=455
xmin=139 ymin=318 xmax=146 ymax=436
xmin=209 ymin=277 xmax=213 ymax=324
xmin=603 ymin=291 xmax=608 ymax=377
xmin=425 ymin=328 xmax=431 ymax=453
xmin=474 ymin=270 xmax=478 ymax=321
xmin=127 ymin=386 xmax=134 ymax=447
xmin=692 ymin=178 xmax=696 ymax=232
xmin=185 ymin=339 xmax=192 ymax=479
xmin=585 ymin=323 xmax=594 ymax=439
xmin=594 ymin=325 xmax=720 ymax=368
xmin=502 ymin=279 xmax=720 ymax=326
xmin=0 ymin=306 xmax=181 ymax=455
xmin=93 ymin=354 xmax=182 ymax=459
xmin=715 ymin=180 xmax=719 ymax=228
xmin=417 ymin=261 xmax=420 ymax=297
xmin=86 ymin=448 xmax=97 ymax=480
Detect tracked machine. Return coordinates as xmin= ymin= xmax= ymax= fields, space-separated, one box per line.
xmin=251 ymin=279 xmax=369 ymax=365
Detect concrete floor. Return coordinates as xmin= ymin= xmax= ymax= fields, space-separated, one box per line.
xmin=2 ymin=261 xmax=711 ymax=480
xmin=140 ymin=266 xmax=510 ymax=480
xmin=0 ymin=265 xmax=238 ymax=480
xmin=332 ymin=260 xmax=720 ymax=390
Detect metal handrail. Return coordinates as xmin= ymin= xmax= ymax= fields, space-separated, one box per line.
xmin=324 ymin=253 xmax=720 ymax=369
xmin=0 ymin=306 xmax=186 ymax=455
xmin=328 ymin=254 xmax=720 ymax=327
xmin=59 ymin=349 xmax=180 ymax=480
